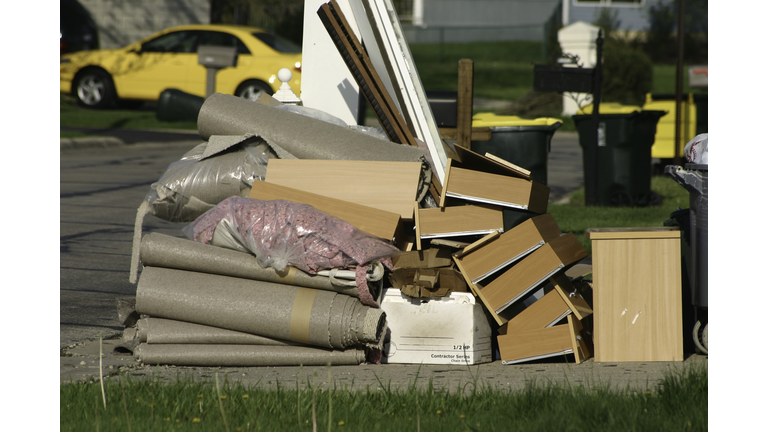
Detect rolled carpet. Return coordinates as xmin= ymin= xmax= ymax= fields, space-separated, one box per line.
xmin=135 ymin=266 xmax=387 ymax=350
xmin=197 ymin=93 xmax=426 ymax=163
xmin=136 ymin=317 xmax=297 ymax=345
xmin=139 ymin=232 xmax=368 ymax=299
xmin=134 ymin=343 xmax=366 ymax=366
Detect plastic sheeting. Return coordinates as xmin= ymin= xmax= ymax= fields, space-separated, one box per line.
xmin=135 ymin=266 xmax=386 ymax=350
xmin=138 ymin=232 xmax=381 ymax=301
xmin=134 ymin=343 xmax=366 ymax=366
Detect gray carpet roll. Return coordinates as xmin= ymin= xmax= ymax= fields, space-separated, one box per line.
xmin=197 ymin=93 xmax=426 ymax=163
xmin=139 ymin=232 xmax=363 ymax=298
xmin=137 ymin=317 xmax=297 ymax=345
xmin=135 ymin=266 xmax=386 ymax=350
xmin=134 ymin=343 xmax=366 ymax=366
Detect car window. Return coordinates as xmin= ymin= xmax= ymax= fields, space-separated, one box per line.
xmin=252 ymin=33 xmax=301 ymax=54
xmin=142 ymin=31 xmax=199 ymax=53
xmin=199 ymin=31 xmax=251 ymax=55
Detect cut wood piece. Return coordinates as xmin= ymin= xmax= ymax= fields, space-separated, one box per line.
xmin=249 ymin=181 xmax=402 ymax=244
xmin=479 ymin=233 xmax=588 ymax=314
xmin=415 ymin=204 xmax=503 ymax=249
xmin=550 ymin=273 xmax=593 ymax=321
xmin=429 ymin=238 xmax=471 ymax=249
xmin=439 ymin=127 xmax=492 ymax=141
xmin=442 ymin=165 xmax=549 ymax=213
xmin=587 ymin=227 xmax=683 ymax=362
xmin=456 ymin=59 xmax=474 ymax=149
xmin=568 ymin=314 xmax=593 ymax=364
xmin=453 ymin=213 xmax=562 ymax=285
xmin=497 ymin=318 xmax=579 ymax=365
xmin=454 ymin=145 xmax=532 ymax=180
xmin=484 ymin=152 xmax=531 ymax=176
xmin=264 ymin=159 xmax=422 ymax=220
xmin=502 ymin=288 xmax=572 ymax=334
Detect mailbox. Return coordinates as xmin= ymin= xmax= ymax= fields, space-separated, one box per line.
xmin=533 ymin=65 xmax=594 ymax=94
xmin=197 ymin=45 xmax=238 ymax=97
xmin=197 ymin=45 xmax=238 ymax=68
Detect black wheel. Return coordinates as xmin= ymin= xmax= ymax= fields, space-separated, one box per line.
xmin=609 ymin=190 xmax=634 ymax=207
xmin=235 ymin=80 xmax=273 ymax=101
xmin=74 ymin=69 xmax=116 ymax=108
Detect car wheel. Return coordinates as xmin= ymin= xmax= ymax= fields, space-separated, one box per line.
xmin=236 ymin=80 xmax=273 ymax=101
xmin=75 ymin=69 xmax=115 ymax=108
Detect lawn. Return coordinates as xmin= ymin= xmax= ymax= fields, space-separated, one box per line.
xmin=60 ymin=363 xmax=707 ymax=431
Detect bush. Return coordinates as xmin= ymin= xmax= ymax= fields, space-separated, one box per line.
xmin=600 ymin=40 xmax=653 ymax=106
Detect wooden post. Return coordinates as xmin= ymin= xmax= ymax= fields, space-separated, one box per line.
xmin=456 ymin=59 xmax=474 ymax=149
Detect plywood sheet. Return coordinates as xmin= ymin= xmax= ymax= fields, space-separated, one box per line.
xmin=502 ymin=289 xmax=571 ymax=334
xmin=265 ymin=159 xmax=422 ymax=220
xmin=497 ymin=324 xmax=573 ymax=365
xmin=248 ymin=181 xmax=401 ymax=242
xmin=416 ymin=204 xmax=503 ymax=243
xmin=441 ymin=165 xmax=549 ymax=213
xmin=590 ymin=233 xmax=683 ymax=362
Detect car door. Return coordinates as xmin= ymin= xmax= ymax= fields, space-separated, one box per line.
xmin=188 ymin=31 xmax=253 ymax=96
xmin=114 ymin=30 xmax=201 ymax=99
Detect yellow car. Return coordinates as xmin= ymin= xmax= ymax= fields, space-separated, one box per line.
xmin=60 ymin=24 xmax=302 ymax=108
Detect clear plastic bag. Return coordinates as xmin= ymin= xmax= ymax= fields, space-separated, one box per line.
xmin=144 ymin=138 xmax=275 ymax=222
xmin=182 ymin=196 xmax=400 ymax=274
xmin=684 ymin=133 xmax=708 ymax=164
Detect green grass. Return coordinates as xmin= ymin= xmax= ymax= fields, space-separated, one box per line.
xmin=61 ymin=364 xmax=706 ymax=431
xmin=60 ymin=94 xmax=197 ymax=133
xmin=550 ymin=176 xmax=690 ymax=256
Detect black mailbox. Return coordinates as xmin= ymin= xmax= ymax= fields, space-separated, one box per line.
xmin=533 ymin=65 xmax=594 ymax=94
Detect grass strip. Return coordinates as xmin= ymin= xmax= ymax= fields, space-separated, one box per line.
xmin=61 ymin=363 xmax=706 ymax=432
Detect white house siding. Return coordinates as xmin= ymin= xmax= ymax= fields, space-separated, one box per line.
xmin=568 ymin=0 xmax=665 ymax=33
xmin=77 ymin=0 xmax=211 ymax=49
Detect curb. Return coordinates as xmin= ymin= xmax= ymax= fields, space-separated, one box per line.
xmin=60 ymin=136 xmax=125 ymax=150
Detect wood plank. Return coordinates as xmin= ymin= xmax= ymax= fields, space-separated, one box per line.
xmin=550 ymin=273 xmax=593 ymax=321
xmin=454 ymin=214 xmax=561 ymax=284
xmin=454 ymin=145 xmax=531 ymax=180
xmin=502 ymin=288 xmax=571 ymax=334
xmin=438 ymin=127 xmax=493 ymax=141
xmin=591 ymin=233 xmax=683 ymax=362
xmin=497 ymin=324 xmax=574 ymax=365
xmin=248 ymin=181 xmax=401 ymax=243
xmin=264 ymin=159 xmax=422 ymax=220
xmin=480 ymin=233 xmax=587 ymax=314
xmin=484 ymin=152 xmax=531 ymax=176
xmin=568 ymin=314 xmax=592 ymax=364
xmin=444 ymin=165 xmax=549 ymax=213
xmin=416 ymin=204 xmax=503 ymax=240
xmin=587 ymin=227 xmax=681 ymax=240
xmin=455 ymin=59 xmax=474 ymax=149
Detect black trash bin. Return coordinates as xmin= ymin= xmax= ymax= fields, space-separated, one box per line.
xmin=572 ymin=108 xmax=666 ymax=206
xmin=156 ymin=89 xmax=205 ymax=123
xmin=469 ymin=113 xmax=562 ymax=186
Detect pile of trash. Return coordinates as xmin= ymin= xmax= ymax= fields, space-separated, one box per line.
xmin=119 ymin=90 xmax=594 ymax=367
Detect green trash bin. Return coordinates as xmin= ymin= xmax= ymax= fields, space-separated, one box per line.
xmin=470 ymin=113 xmax=562 ymax=186
xmin=572 ymin=106 xmax=666 ymax=206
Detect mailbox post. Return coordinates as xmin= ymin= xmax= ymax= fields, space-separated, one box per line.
xmin=197 ymin=45 xmax=238 ymax=97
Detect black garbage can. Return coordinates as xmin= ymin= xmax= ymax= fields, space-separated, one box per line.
xmin=156 ymin=88 xmax=205 ymax=123
xmin=572 ymin=109 xmax=666 ymax=206
xmin=469 ymin=113 xmax=562 ymax=186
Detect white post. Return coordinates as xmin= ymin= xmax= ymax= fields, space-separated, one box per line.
xmin=558 ymin=21 xmax=600 ymax=116
xmin=413 ymin=0 xmax=425 ymax=26
xmin=562 ymin=0 xmax=570 ymax=26
xmin=300 ymin=0 xmax=362 ymax=125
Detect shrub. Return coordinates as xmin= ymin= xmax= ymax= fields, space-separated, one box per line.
xmin=600 ymin=39 xmax=653 ymax=106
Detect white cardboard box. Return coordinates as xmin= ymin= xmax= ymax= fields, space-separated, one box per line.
xmin=380 ymin=288 xmax=493 ymax=365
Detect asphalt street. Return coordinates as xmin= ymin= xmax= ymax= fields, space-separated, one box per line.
xmin=59 ymin=129 xmax=705 ymax=390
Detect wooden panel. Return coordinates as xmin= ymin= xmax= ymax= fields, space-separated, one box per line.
xmin=455 ymin=59 xmax=474 ymax=149
xmin=484 ymin=152 xmax=530 ymax=176
xmin=550 ymin=273 xmax=593 ymax=321
xmin=567 ymin=314 xmax=592 ymax=364
xmin=416 ymin=204 xmax=503 ymax=240
xmin=249 ymin=181 xmax=401 ymax=242
xmin=480 ymin=233 xmax=587 ymax=313
xmin=503 ymin=289 xmax=571 ymax=334
xmin=587 ymin=227 xmax=681 ymax=240
xmin=454 ymin=214 xmax=561 ymax=284
xmin=444 ymin=166 xmax=549 ymax=213
xmin=591 ymin=233 xmax=683 ymax=362
xmin=265 ymin=159 xmax=422 ymax=220
xmin=454 ymin=145 xmax=531 ymax=180
xmin=497 ymin=324 xmax=573 ymax=365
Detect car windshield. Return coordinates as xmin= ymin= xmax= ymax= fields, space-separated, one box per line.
xmin=252 ymin=33 xmax=301 ymax=54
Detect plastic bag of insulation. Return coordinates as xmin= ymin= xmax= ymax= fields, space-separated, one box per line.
xmin=144 ymin=135 xmax=275 ymax=222
xmin=684 ymin=133 xmax=708 ymax=164
xmin=182 ymin=196 xmax=400 ymax=274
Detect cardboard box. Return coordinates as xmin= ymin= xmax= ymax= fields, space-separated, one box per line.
xmin=392 ymin=247 xmax=454 ymax=269
xmin=389 ymin=268 xmax=468 ymax=298
xmin=380 ymin=288 xmax=492 ymax=365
